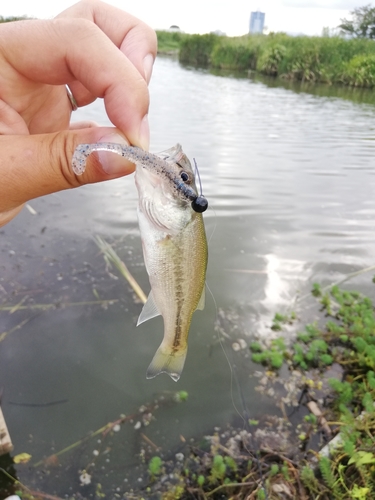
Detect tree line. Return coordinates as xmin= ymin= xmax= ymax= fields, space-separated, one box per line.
xmin=339 ymin=4 xmax=375 ymax=38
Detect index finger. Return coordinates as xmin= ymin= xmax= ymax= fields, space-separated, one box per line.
xmin=56 ymin=0 xmax=157 ymax=84
xmin=0 ymin=15 xmax=156 ymax=148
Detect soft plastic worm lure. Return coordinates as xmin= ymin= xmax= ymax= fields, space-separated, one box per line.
xmin=72 ymin=143 xmax=208 ymax=213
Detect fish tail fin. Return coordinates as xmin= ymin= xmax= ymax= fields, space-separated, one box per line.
xmin=146 ymin=344 xmax=187 ymax=382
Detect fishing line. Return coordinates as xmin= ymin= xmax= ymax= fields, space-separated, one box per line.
xmin=206 ymin=281 xmax=268 ymax=499
xmin=193 ymin=158 xmax=203 ymax=197
xmin=193 ymin=156 xmax=217 ymax=244
xmin=8 ymin=399 xmax=68 ymax=408
xmin=218 ymin=328 xmax=269 ymax=499
xmin=199 ymin=164 xmax=267 ymax=496
xmin=206 ymin=207 xmax=217 ymax=247
xmin=205 ymin=264 xmax=244 ymax=425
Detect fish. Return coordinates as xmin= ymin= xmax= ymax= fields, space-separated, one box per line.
xmin=135 ymin=144 xmax=208 ymax=382
xmin=72 ymin=142 xmax=208 ymax=381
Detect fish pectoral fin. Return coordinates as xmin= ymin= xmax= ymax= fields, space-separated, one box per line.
xmin=146 ymin=344 xmax=187 ymax=382
xmin=195 ymin=287 xmax=205 ymax=311
xmin=137 ymin=291 xmax=161 ymax=326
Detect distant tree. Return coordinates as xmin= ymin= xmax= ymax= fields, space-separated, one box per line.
xmin=339 ymin=4 xmax=375 ymax=38
xmin=0 ymin=15 xmax=30 ymax=23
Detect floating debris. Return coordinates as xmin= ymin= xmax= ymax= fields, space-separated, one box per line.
xmin=25 ymin=204 xmax=37 ymax=215
xmin=79 ymin=471 xmax=91 ymax=485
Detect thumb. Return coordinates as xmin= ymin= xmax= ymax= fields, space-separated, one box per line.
xmin=0 ymin=128 xmax=135 ymax=214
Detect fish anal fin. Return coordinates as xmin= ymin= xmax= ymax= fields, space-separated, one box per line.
xmin=146 ymin=345 xmax=187 ymax=382
xmin=137 ymin=291 xmax=161 ymax=326
xmin=195 ymin=287 xmax=205 ymax=311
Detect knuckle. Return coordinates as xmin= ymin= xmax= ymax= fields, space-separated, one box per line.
xmin=53 ymin=17 xmax=101 ymax=44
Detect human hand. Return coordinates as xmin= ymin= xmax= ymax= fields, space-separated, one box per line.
xmin=0 ymin=0 xmax=157 ymax=226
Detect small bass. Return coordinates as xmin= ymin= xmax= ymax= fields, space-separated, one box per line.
xmin=72 ymin=143 xmax=208 ymax=382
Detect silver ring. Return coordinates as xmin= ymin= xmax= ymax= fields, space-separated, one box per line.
xmin=65 ymin=84 xmax=78 ymax=111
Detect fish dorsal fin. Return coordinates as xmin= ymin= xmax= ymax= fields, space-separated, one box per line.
xmin=137 ymin=291 xmax=161 ymax=326
xmin=196 ymin=287 xmax=205 ymax=311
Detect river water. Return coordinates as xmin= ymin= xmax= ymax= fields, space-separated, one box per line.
xmin=1 ymin=56 xmax=375 ymax=496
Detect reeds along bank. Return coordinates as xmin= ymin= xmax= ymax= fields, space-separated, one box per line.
xmin=156 ymin=30 xmax=375 ymax=87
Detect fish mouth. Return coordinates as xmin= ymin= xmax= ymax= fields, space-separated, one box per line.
xmin=139 ymin=165 xmax=208 ymax=213
xmin=171 ymin=179 xmax=208 ymax=213
xmin=156 ymin=145 xmax=208 ymax=213
xmin=174 ymin=186 xmax=208 ymax=213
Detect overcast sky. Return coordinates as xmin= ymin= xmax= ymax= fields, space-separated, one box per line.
xmin=1 ymin=0 xmax=368 ymax=36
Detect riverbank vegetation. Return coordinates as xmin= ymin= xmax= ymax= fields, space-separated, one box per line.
xmin=0 ymin=15 xmax=29 ymax=22
xmin=157 ymin=30 xmax=375 ymax=88
xmin=129 ymin=281 xmax=375 ymax=499
xmin=6 ymin=280 xmax=375 ymax=498
xmin=156 ymin=30 xmax=184 ymax=54
xmin=2 ymin=238 xmax=375 ymax=498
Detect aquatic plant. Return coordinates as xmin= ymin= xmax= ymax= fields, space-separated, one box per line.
xmin=250 ymin=337 xmax=286 ymax=369
xmin=7 ymin=274 xmax=375 ymax=498
xmin=157 ymin=29 xmax=375 ymax=88
xmin=174 ymin=390 xmax=189 ymax=402
xmin=341 ymin=53 xmax=375 ymax=87
xmin=148 ymin=456 xmax=163 ymax=477
xmin=197 ymin=474 xmax=205 ymax=487
xmin=250 ymin=282 xmax=375 ymax=499
xmin=179 ymin=33 xmax=218 ymax=67
xmin=251 ymin=327 xmax=333 ymax=370
xmin=156 ymin=30 xmax=185 ymax=53
xmin=209 ymin=454 xmax=226 ymax=483
xmin=319 ymin=456 xmax=337 ymax=490
xmin=257 ymin=43 xmax=286 ymax=76
xmin=210 ymin=35 xmax=261 ymax=70
xmin=108 ymin=281 xmax=375 ymax=498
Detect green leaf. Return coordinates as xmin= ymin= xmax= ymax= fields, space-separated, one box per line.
xmin=148 ymin=456 xmax=163 ymax=475
xmin=348 ymin=451 xmax=375 ymax=466
xmin=249 ymin=341 xmax=263 ymax=353
xmin=351 ymin=485 xmax=370 ymax=499
xmin=176 ymin=390 xmax=188 ymax=402
xmin=197 ymin=475 xmax=205 ymax=487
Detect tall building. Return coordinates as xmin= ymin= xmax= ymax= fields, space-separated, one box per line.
xmin=249 ymin=11 xmax=265 ymax=34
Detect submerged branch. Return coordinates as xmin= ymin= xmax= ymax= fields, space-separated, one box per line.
xmin=33 ymin=392 xmax=184 ymax=468
xmin=298 ymin=263 xmax=375 ymax=304
xmin=0 ymin=317 xmax=34 ymax=342
xmin=0 ymin=467 xmax=64 ymax=500
xmin=0 ymin=299 xmax=118 ymax=312
xmin=94 ymin=235 xmax=147 ymax=304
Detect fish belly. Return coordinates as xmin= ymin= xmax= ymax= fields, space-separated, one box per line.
xmin=138 ymin=208 xmax=207 ymax=381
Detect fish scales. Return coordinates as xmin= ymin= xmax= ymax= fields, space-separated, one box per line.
xmin=135 ymin=144 xmax=208 ymax=382
xmin=142 ymin=213 xmax=206 ymax=349
xmin=72 ymin=142 xmax=208 ymax=382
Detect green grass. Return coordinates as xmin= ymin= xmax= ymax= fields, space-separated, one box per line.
xmin=116 ymin=280 xmax=375 ymax=499
xmin=248 ymin=283 xmax=375 ymax=499
xmin=156 ymin=30 xmax=185 ymax=53
xmin=156 ymin=30 xmax=375 ymax=87
xmin=0 ymin=15 xmax=30 ymax=22
xmin=179 ymin=33 xmax=218 ymax=66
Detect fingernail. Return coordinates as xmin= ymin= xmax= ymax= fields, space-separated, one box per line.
xmin=97 ymin=133 xmax=133 ymax=175
xmin=139 ymin=115 xmax=150 ymax=151
xmin=143 ymin=54 xmax=154 ymax=84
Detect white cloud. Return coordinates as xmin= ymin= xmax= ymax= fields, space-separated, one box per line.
xmin=1 ymin=0 xmax=355 ymax=36
xmin=283 ymin=0 xmax=367 ymax=7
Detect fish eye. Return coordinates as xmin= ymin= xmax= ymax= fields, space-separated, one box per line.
xmin=180 ymin=171 xmax=189 ymax=182
xmin=192 ymin=196 xmax=208 ymax=213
